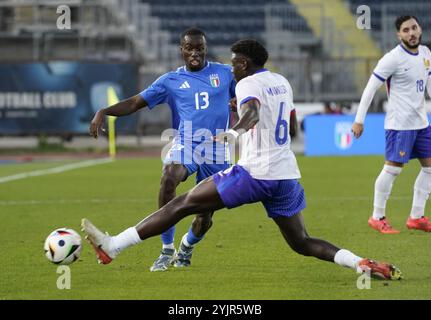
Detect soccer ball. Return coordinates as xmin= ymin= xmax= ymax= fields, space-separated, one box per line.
xmin=44 ymin=228 xmax=82 ymax=265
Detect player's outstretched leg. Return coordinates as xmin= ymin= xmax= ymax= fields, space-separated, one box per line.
xmin=273 ymin=213 xmax=402 ymax=280
xmin=81 ymin=218 xmax=139 ymax=265
xmin=82 ymin=177 xmax=225 ymax=265
xmin=174 ymin=212 xmax=214 ymax=268
xmin=150 ymin=164 xmax=188 ymax=272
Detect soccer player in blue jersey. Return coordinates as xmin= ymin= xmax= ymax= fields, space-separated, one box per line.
xmin=84 ymin=39 xmax=402 ymax=281
xmin=89 ymin=28 xmax=236 ymax=271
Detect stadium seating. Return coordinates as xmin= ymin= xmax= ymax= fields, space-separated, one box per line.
xmin=348 ymin=0 xmax=431 ymax=32
xmin=141 ymin=0 xmax=312 ymax=46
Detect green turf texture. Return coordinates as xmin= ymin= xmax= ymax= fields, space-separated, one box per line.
xmin=1 ymin=156 xmax=430 ymax=299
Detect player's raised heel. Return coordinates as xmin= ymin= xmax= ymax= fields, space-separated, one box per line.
xmin=358 ymin=258 xmax=403 ymax=280
xmin=150 ymin=248 xmax=176 ymax=272
xmin=406 ymin=216 xmax=431 ymax=232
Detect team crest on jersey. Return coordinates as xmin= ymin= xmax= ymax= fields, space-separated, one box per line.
xmin=209 ymin=74 xmax=220 ymax=87
xmin=424 ymin=58 xmax=430 ymax=69
xmin=334 ymin=122 xmax=353 ymax=150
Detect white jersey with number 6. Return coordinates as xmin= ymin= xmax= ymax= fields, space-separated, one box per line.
xmin=372 ymin=44 xmax=431 ymax=130
xmin=235 ymin=69 xmax=301 ymax=180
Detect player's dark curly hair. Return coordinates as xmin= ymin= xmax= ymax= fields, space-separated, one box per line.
xmin=395 ymin=15 xmax=420 ymax=31
xmin=231 ymin=39 xmax=268 ymax=68
xmin=180 ymin=27 xmax=206 ymax=42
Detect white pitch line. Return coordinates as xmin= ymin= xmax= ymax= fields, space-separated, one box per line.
xmin=0 ymin=198 xmax=152 ymax=206
xmin=0 ymin=158 xmax=113 ymax=184
xmin=0 ymin=196 xmax=412 ymax=206
xmin=306 ymin=195 xmax=411 ymax=201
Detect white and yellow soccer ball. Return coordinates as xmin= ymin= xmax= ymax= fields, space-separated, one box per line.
xmin=44 ymin=228 xmax=82 ymax=265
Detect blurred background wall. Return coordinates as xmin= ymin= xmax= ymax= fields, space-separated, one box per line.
xmin=0 ymin=0 xmax=430 ymax=155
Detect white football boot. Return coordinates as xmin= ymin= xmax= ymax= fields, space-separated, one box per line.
xmin=81 ymin=218 xmax=117 ymax=264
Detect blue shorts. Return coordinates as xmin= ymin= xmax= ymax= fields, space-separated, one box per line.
xmin=213 ymin=165 xmax=306 ymax=218
xmin=385 ymin=126 xmax=431 ymax=164
xmin=185 ymin=162 xmax=230 ymax=183
xmin=164 ymin=143 xmax=230 ymax=183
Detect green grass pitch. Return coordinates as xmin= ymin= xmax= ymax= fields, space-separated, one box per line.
xmin=1 ymin=155 xmax=430 ymax=299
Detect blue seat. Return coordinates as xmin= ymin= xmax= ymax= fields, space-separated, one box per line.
xmin=348 ymin=0 xmax=431 ymax=31
xmin=141 ymin=0 xmax=312 ymax=47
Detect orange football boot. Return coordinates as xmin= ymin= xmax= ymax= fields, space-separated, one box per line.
xmin=81 ymin=218 xmax=116 ymax=265
xmin=406 ymin=216 xmax=431 ymax=232
xmin=358 ymin=258 xmax=402 ymax=280
xmin=368 ymin=216 xmax=400 ymax=234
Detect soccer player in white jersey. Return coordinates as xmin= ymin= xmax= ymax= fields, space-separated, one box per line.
xmin=352 ymin=16 xmax=431 ymax=234
xmin=82 ymin=39 xmax=402 ymax=280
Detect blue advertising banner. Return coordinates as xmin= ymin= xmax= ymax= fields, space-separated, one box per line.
xmin=304 ymin=114 xmax=431 ymax=156
xmin=0 ymin=62 xmax=138 ymax=134
xmin=303 ymin=114 xmax=386 ymax=156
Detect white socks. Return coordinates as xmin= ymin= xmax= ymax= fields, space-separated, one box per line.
xmin=161 ymin=235 xmax=192 ymax=252
xmin=372 ymin=165 xmax=402 ymax=220
xmin=181 ymin=233 xmax=193 ymax=248
xmin=110 ymin=227 xmax=142 ymax=256
xmin=334 ymin=249 xmax=362 ymax=272
xmin=372 ymin=165 xmax=431 ymax=221
xmin=410 ymin=167 xmax=431 ymax=219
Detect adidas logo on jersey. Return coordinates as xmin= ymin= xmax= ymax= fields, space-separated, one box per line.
xmin=179 ymin=81 xmax=190 ymax=89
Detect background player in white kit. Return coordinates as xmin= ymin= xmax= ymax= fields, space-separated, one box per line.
xmin=352 ymin=16 xmax=431 ymax=234
xmin=82 ymin=39 xmax=402 ymax=280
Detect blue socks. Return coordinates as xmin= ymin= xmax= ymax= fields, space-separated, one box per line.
xmin=161 ymin=226 xmax=175 ymax=245
xmin=161 ymin=226 xmax=205 ymax=247
xmin=185 ymin=226 xmax=204 ymax=246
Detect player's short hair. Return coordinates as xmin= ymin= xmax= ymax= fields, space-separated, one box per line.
xmin=395 ymin=15 xmax=420 ymax=31
xmin=231 ymin=39 xmax=268 ymax=67
xmin=180 ymin=27 xmax=206 ymax=43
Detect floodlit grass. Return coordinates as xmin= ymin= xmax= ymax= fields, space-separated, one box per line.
xmin=1 ymin=156 xmax=430 ymax=299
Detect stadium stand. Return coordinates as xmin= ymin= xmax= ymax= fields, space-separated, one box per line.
xmin=4 ymin=0 xmax=425 ymax=104
xmin=0 ymin=1 xmax=137 ymax=61
xmin=348 ymin=0 xmax=431 ymax=31
xmin=346 ymin=0 xmax=431 ymax=51
xmin=143 ymin=0 xmax=313 ymax=46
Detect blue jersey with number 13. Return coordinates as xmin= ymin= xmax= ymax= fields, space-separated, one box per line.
xmin=139 ymin=61 xmax=236 ymax=144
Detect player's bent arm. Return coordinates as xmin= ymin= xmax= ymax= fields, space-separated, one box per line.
xmin=101 ymin=94 xmax=148 ymax=117
xmin=289 ymin=110 xmax=298 ymax=138
xmin=427 ymin=74 xmax=431 ymax=98
xmin=214 ymin=99 xmax=260 ymax=143
xmin=231 ymin=99 xmax=260 ymax=134
xmin=89 ymin=95 xmax=148 ymax=138
xmin=354 ymin=75 xmax=384 ymax=124
xmin=229 ymin=97 xmax=240 ymax=125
